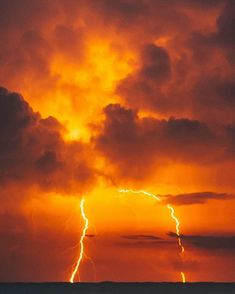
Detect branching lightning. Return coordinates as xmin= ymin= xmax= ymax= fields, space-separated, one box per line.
xmin=84 ymin=253 xmax=97 ymax=282
xmin=70 ymin=198 xmax=88 ymax=283
xmin=68 ymin=190 xmax=186 ymax=283
xmin=118 ymin=188 xmax=186 ymax=283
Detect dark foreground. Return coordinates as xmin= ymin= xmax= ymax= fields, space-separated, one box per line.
xmin=0 ymin=282 xmax=235 ymax=294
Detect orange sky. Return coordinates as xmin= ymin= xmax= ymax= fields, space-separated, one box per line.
xmin=0 ymin=0 xmax=235 ymax=282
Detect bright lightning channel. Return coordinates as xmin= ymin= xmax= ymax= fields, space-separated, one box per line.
xmin=70 ymin=198 xmax=88 ymax=283
xmin=167 ymin=204 xmax=185 ymax=253
xmin=118 ymin=189 xmax=186 ymax=283
xmin=181 ymin=272 xmax=186 ymax=283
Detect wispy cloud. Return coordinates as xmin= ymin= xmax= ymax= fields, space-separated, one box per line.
xmin=162 ymin=192 xmax=235 ymax=206
xmin=168 ymin=232 xmax=235 ymax=250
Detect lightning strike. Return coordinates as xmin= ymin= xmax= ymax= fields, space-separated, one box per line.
xmin=118 ymin=189 xmax=186 ymax=283
xmin=167 ymin=204 xmax=185 ymax=253
xmin=167 ymin=204 xmax=186 ymax=283
xmin=181 ymin=272 xmax=186 ymax=283
xmin=70 ymin=198 xmax=88 ymax=283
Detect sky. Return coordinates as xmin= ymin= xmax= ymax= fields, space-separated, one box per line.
xmin=0 ymin=0 xmax=235 ymax=282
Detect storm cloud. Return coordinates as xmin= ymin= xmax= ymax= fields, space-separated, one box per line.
xmin=0 ymin=87 xmax=95 ymax=193
xmin=0 ymin=0 xmax=235 ymax=282
xmin=94 ymin=103 xmax=232 ymax=180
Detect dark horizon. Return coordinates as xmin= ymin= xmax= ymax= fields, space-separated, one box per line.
xmin=1 ymin=282 xmax=235 ymax=294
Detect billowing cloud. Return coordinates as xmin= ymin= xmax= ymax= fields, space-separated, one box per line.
xmin=0 ymin=87 xmax=95 ymax=193
xmin=117 ymin=44 xmax=171 ymax=112
xmin=192 ymin=1 xmax=235 ymax=49
xmin=94 ymin=103 xmax=224 ymax=180
xmin=0 ymin=0 xmax=233 ymax=124
xmin=109 ymin=1 xmax=235 ymax=124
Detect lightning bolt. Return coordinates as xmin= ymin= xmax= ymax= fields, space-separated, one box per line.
xmin=70 ymin=198 xmax=88 ymax=283
xmin=119 ymin=189 xmax=161 ymax=202
xmin=118 ymin=189 xmax=186 ymax=283
xmin=181 ymin=272 xmax=186 ymax=283
xmin=167 ymin=204 xmax=185 ymax=254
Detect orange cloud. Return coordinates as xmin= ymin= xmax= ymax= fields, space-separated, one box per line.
xmin=0 ymin=0 xmax=235 ymax=282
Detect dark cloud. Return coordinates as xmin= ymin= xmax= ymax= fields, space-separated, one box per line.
xmin=90 ymin=0 xmax=193 ymax=38
xmin=119 ymin=234 xmax=174 ymax=248
xmin=94 ymin=103 xmax=221 ymax=180
xmin=163 ymin=191 xmax=235 ymax=206
xmin=209 ymin=1 xmax=235 ymax=48
xmin=104 ymin=1 xmax=235 ymax=123
xmin=139 ymin=44 xmax=171 ymax=82
xmin=122 ymin=234 xmax=162 ymax=241
xmin=175 ymin=0 xmax=223 ymax=9
xmin=117 ymin=44 xmax=171 ymax=112
xmin=0 ymin=0 xmax=57 ymax=30
xmin=0 ymin=87 xmax=95 ymax=193
xmin=225 ymin=123 xmax=235 ymax=156
xmin=168 ymin=232 xmax=235 ymax=250
xmin=184 ymin=1 xmax=235 ymax=122
xmin=92 ymin=0 xmax=146 ymax=26
xmin=193 ymin=77 xmax=235 ymax=109
xmin=94 ymin=102 xmax=235 ymax=181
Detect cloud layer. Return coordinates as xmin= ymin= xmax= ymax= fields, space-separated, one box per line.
xmin=168 ymin=232 xmax=235 ymax=250
xmin=163 ymin=192 xmax=235 ymax=206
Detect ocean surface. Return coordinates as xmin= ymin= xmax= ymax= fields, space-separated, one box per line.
xmin=0 ymin=282 xmax=234 ymax=294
